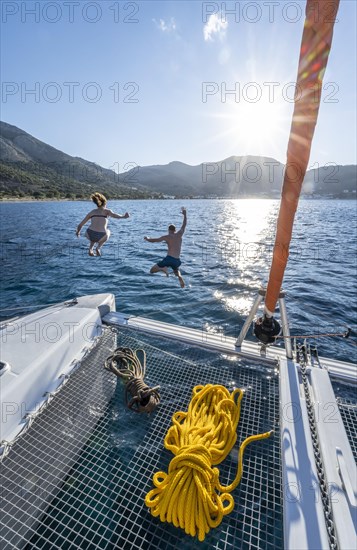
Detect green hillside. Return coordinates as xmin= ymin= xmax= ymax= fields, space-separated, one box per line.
xmin=0 ymin=161 xmax=153 ymax=200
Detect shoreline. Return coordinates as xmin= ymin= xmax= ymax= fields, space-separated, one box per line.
xmin=1 ymin=196 xmax=356 ymax=203
xmin=0 ymin=197 xmax=86 ymax=203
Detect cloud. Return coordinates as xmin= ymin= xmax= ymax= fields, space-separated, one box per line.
xmin=203 ymin=13 xmax=228 ymax=42
xmin=153 ymin=17 xmax=177 ymax=33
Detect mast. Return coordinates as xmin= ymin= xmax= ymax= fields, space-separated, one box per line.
xmin=255 ymin=0 xmax=340 ymax=344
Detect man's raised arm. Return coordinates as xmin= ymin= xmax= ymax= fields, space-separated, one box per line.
xmin=178 ymin=208 xmax=187 ymax=235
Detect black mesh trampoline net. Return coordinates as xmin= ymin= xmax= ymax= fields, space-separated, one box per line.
xmin=1 ymin=328 xmax=283 ymax=550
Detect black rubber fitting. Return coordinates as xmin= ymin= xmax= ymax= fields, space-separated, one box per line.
xmin=254 ymin=315 xmax=281 ymax=344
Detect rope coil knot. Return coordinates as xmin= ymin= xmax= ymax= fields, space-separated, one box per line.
xmin=104 ymin=347 xmax=160 ymax=413
xmin=145 ymin=384 xmax=273 ymax=541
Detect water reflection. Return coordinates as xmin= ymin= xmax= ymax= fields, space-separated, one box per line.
xmin=216 ymin=199 xmax=278 ymax=279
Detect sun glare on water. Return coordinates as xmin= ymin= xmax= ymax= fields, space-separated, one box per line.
xmin=224 ymin=199 xmax=278 ymax=244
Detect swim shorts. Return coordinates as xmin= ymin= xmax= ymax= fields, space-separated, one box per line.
xmin=157 ymin=255 xmax=182 ymax=271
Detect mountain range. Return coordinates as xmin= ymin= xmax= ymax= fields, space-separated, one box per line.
xmin=1 ymin=121 xmax=356 ymax=200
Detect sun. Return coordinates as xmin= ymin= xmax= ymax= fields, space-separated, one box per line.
xmin=233 ymin=99 xmax=288 ymax=151
xmin=205 ymin=94 xmax=291 ymax=159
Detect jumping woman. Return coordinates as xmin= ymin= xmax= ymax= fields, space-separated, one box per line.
xmin=76 ymin=192 xmax=130 ymax=256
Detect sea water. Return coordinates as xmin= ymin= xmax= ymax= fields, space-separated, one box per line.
xmin=1 ymin=198 xmax=356 ymax=362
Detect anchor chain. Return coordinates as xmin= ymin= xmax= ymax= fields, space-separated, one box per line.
xmin=297 ymin=343 xmax=338 ymax=550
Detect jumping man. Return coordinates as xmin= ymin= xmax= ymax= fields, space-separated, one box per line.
xmin=144 ymin=208 xmax=187 ymax=288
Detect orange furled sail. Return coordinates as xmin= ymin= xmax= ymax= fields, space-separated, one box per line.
xmin=264 ymin=0 xmax=340 ymax=317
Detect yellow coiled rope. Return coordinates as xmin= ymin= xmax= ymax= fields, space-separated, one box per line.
xmin=145 ymin=384 xmax=273 ymax=541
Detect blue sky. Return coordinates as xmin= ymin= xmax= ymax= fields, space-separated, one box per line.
xmin=1 ymin=1 xmax=356 ymax=170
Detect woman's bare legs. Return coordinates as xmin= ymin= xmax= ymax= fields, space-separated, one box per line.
xmin=88 ymin=241 xmax=96 ymax=256
xmin=95 ymin=231 xmax=110 ymax=256
xmin=84 ymin=231 xmax=96 ymax=256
